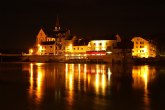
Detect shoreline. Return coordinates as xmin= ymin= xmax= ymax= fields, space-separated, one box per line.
xmin=1 ymin=54 xmax=165 ymax=65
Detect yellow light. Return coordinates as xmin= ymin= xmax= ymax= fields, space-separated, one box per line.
xmin=106 ymin=51 xmax=112 ymax=54
xmin=69 ymin=44 xmax=72 ymax=51
xmin=29 ymin=49 xmax=33 ymax=54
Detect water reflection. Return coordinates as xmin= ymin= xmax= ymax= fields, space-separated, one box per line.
xmin=28 ymin=63 xmax=45 ymax=104
xmin=64 ymin=64 xmax=110 ymax=96
xmin=132 ymin=65 xmax=156 ymax=108
xmin=21 ymin=63 xmax=158 ymax=110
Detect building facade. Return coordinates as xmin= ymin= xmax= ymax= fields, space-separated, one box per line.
xmin=131 ymin=37 xmax=156 ymax=58
xmin=27 ymin=17 xmax=133 ymax=63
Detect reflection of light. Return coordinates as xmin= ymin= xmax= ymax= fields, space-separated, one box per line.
xmin=36 ymin=64 xmax=44 ymax=102
xmin=101 ymin=73 xmax=106 ymax=95
xmin=69 ymin=73 xmax=73 ymax=91
xmin=29 ymin=63 xmax=33 ymax=95
xmin=132 ymin=65 xmax=156 ymax=108
xmin=95 ymin=73 xmax=99 ymax=94
xmin=28 ymin=63 xmax=44 ymax=104
xmin=36 ymin=63 xmax=43 ymax=67
xmin=65 ymin=64 xmax=74 ymax=106
xmin=93 ymin=64 xmax=108 ymax=95
xmin=108 ymin=67 xmax=112 ymax=82
xmin=84 ymin=64 xmax=87 ymax=91
xmin=78 ymin=64 xmax=81 ymax=90
xmin=65 ymin=63 xmax=68 ymax=75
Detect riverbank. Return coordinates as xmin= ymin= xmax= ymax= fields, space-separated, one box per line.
xmin=1 ymin=54 xmax=165 ymax=64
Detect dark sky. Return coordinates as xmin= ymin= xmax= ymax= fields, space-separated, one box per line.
xmin=0 ymin=0 xmax=165 ymax=50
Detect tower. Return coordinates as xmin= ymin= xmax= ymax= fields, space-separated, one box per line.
xmin=54 ymin=15 xmax=61 ymax=31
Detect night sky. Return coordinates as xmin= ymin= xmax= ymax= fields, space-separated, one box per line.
xmin=1 ymin=0 xmax=165 ymax=50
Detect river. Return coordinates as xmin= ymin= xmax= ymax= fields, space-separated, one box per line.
xmin=0 ymin=62 xmax=165 ymax=110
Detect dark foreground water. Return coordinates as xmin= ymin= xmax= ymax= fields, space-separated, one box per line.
xmin=0 ymin=62 xmax=165 ymax=110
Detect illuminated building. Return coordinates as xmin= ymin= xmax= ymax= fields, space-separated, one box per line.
xmin=29 ymin=16 xmax=74 ymax=55
xmin=65 ymin=38 xmax=89 ymax=59
xmin=87 ymin=34 xmax=121 ymax=52
xmin=132 ymin=37 xmax=156 ymax=58
xmin=27 ymin=17 xmax=133 ymax=63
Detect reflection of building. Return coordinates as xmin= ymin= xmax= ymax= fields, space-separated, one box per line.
xmin=132 ymin=65 xmax=156 ymax=90
xmin=132 ymin=37 xmax=156 ymax=58
xmin=132 ymin=65 xmax=156 ymax=106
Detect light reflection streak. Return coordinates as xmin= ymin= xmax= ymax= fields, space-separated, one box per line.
xmin=94 ymin=65 xmax=107 ymax=95
xmin=84 ymin=64 xmax=87 ymax=91
xmin=132 ymin=65 xmax=156 ymax=108
xmin=29 ymin=63 xmax=45 ymax=104
xmin=108 ymin=67 xmax=112 ymax=84
xmin=95 ymin=73 xmax=99 ymax=94
xmin=78 ymin=64 xmax=81 ymax=90
xmin=65 ymin=64 xmax=74 ymax=106
xmin=29 ymin=63 xmax=33 ymax=95
xmin=64 ymin=64 xmax=111 ymax=96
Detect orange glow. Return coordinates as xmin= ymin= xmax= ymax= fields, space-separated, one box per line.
xmin=37 ymin=44 xmax=42 ymax=55
xmin=29 ymin=49 xmax=33 ymax=55
xmin=132 ymin=65 xmax=156 ymax=107
xmin=29 ymin=63 xmax=33 ymax=96
xmin=64 ymin=64 xmax=109 ymax=96
xmin=65 ymin=64 xmax=74 ymax=105
xmin=132 ymin=37 xmax=156 ymax=58
xmin=28 ymin=63 xmax=45 ymax=104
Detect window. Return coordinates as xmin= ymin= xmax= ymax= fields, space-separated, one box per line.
xmin=140 ymin=42 xmax=144 ymax=44
xmin=50 ymin=46 xmax=52 ymax=48
xmin=74 ymin=48 xmax=75 ymax=50
xmin=94 ymin=43 xmax=96 ymax=46
xmin=136 ymin=42 xmax=138 ymax=44
xmin=81 ymin=48 xmax=83 ymax=50
xmin=140 ymin=46 xmax=144 ymax=48
xmin=77 ymin=47 xmax=79 ymax=50
xmin=99 ymin=43 xmax=102 ymax=46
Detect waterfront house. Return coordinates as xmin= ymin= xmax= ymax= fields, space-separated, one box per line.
xmin=131 ymin=37 xmax=156 ymax=58
xmin=27 ymin=17 xmax=133 ymax=63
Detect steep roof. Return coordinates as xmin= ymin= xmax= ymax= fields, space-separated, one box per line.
xmin=40 ymin=27 xmax=68 ymax=38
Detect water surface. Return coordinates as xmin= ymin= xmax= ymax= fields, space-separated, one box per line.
xmin=0 ymin=62 xmax=165 ymax=110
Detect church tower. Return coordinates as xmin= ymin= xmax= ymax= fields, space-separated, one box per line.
xmin=54 ymin=15 xmax=61 ymax=31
